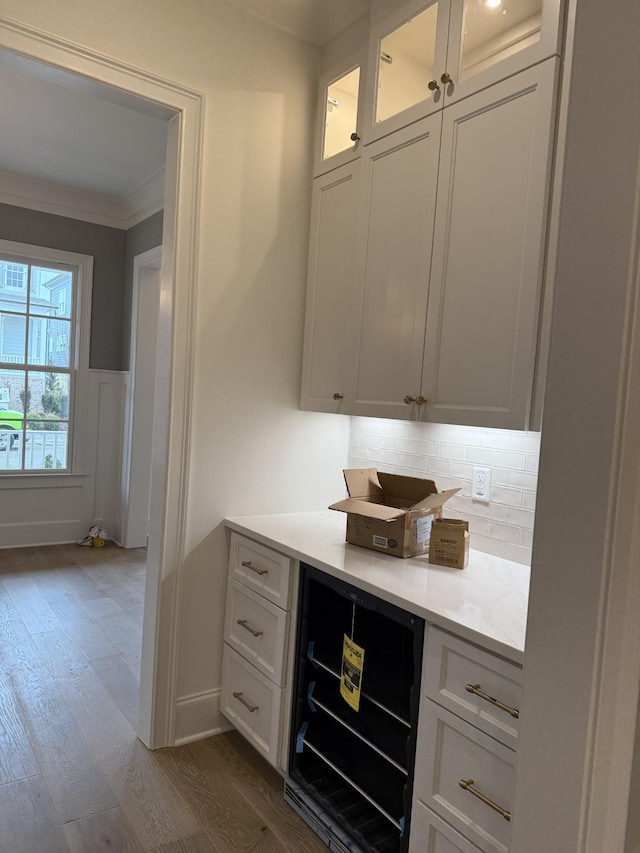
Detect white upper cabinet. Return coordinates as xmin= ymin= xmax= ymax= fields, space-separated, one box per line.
xmin=314 ymin=56 xmax=366 ymax=177
xmin=364 ymin=0 xmax=562 ymax=144
xmin=421 ymin=59 xmax=558 ymax=428
xmin=300 ymin=161 xmax=361 ymax=412
xmin=346 ymin=115 xmax=442 ymax=419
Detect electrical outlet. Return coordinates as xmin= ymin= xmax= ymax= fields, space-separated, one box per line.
xmin=472 ymin=467 xmax=491 ymax=503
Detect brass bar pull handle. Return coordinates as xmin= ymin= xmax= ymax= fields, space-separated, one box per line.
xmin=465 ymin=683 xmax=520 ymax=719
xmin=459 ymin=779 xmax=511 ymax=821
xmin=241 ymin=560 xmax=268 ymax=576
xmin=237 ymin=619 xmax=263 ymax=637
xmin=233 ymin=691 xmax=259 ymax=713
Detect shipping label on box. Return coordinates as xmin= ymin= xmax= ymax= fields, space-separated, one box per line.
xmin=429 ymin=518 xmax=470 ymax=569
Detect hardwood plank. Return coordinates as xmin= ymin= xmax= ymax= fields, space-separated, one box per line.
xmin=29 ymin=628 xmax=200 ymax=850
xmin=0 ymin=775 xmax=70 ymax=853
xmin=89 ymin=654 xmax=140 ymax=728
xmin=0 ymin=621 xmax=120 ymax=823
xmin=1 ymin=573 xmax=65 ymax=635
xmin=150 ymin=832 xmax=224 ymax=853
xmin=0 ymin=667 xmax=40 ymax=785
xmin=203 ymin=732 xmax=328 ymax=853
xmin=155 ymin=734 xmax=327 ymax=853
xmin=63 ymin=806 xmax=145 ymax=853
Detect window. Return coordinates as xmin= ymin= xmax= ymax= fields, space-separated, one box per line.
xmin=0 ymin=242 xmax=91 ymax=473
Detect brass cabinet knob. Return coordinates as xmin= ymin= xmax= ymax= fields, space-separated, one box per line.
xmin=404 ymin=395 xmax=417 ymax=404
xmin=440 ymin=72 xmax=453 ymax=85
xmin=416 ymin=396 xmax=427 ymax=406
xmin=427 ymin=79 xmax=440 ymax=92
xmin=350 ymin=132 xmax=361 ymax=142
xmin=333 ymin=392 xmax=344 ymax=401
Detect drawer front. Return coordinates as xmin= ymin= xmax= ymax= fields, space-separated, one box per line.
xmin=410 ymin=802 xmax=482 ymax=853
xmin=424 ymin=627 xmax=522 ymax=748
xmin=415 ymin=702 xmax=515 ymax=853
xmin=224 ymin=578 xmax=290 ymax=686
xmin=229 ymin=532 xmax=292 ymax=608
xmin=221 ymin=645 xmax=283 ymax=768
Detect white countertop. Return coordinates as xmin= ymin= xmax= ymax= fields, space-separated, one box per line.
xmin=225 ymin=511 xmax=530 ymax=664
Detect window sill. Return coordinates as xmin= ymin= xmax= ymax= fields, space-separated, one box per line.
xmin=0 ymin=472 xmax=88 ymax=489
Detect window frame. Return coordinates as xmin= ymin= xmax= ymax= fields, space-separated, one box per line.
xmin=0 ymin=239 xmax=93 ymax=475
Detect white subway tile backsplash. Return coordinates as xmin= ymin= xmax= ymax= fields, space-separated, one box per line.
xmin=439 ymin=443 xmax=467 ymax=461
xmin=488 ymin=521 xmax=522 ymax=545
xmin=509 ymin=470 xmax=538 ymax=491
xmin=490 ymin=486 xmax=525 ymax=507
xmin=509 ymin=432 xmax=541 ymax=453
xmin=347 ymin=419 xmax=540 ymax=566
xmin=494 ymin=450 xmax=527 ymax=471
xmin=503 ymin=543 xmax=533 ymax=564
xmin=465 ymin=446 xmax=495 ymax=465
xmin=505 ymin=506 xmax=536 ymax=529
xmin=426 ymin=424 xmax=455 ymax=442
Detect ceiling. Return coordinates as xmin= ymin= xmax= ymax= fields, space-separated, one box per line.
xmin=0 ymin=0 xmax=370 ymax=225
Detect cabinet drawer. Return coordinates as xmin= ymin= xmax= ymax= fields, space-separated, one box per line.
xmin=424 ymin=627 xmax=522 ymax=749
xmin=224 ymin=578 xmax=290 ymax=686
xmin=414 ymin=703 xmax=515 ymax=853
xmin=409 ymin=802 xmax=482 ymax=853
xmin=221 ymin=645 xmax=283 ymax=768
xmin=229 ymin=532 xmax=292 ymax=608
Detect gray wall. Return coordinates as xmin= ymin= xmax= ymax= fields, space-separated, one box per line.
xmin=0 ymin=202 xmax=126 ymax=370
xmin=122 ymin=210 xmax=163 ymax=370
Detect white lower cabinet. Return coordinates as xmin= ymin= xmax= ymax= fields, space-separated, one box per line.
xmin=220 ymin=645 xmax=283 ymax=767
xmin=221 ymin=530 xmax=523 ymax=851
xmin=412 ymin=627 xmax=522 ymax=853
xmin=221 ymin=533 xmax=295 ymax=771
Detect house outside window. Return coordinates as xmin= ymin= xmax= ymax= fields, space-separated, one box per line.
xmin=0 ymin=242 xmax=92 ymax=473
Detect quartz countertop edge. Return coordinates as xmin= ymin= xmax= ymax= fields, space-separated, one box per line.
xmin=224 ymin=510 xmax=530 ymax=665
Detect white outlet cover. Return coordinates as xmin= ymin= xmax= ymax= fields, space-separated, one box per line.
xmin=472 ymin=467 xmax=491 ymax=503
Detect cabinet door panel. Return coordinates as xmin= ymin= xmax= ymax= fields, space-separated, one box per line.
xmin=300 ymin=163 xmax=360 ymax=412
xmin=423 ymin=59 xmax=558 ymax=428
xmin=348 ymin=114 xmax=442 ymax=418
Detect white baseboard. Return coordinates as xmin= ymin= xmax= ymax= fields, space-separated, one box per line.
xmin=173 ymin=687 xmax=232 ymax=746
xmin=0 ymin=519 xmax=85 ymax=548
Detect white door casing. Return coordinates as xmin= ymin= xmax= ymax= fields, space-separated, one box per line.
xmin=0 ymin=18 xmax=203 ymax=750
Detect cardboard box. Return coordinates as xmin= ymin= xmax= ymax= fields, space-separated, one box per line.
xmin=429 ymin=518 xmax=470 ymax=569
xmin=329 ymin=469 xmax=460 ymax=558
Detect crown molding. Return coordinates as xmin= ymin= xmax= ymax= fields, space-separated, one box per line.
xmin=0 ymin=167 xmax=164 ymax=230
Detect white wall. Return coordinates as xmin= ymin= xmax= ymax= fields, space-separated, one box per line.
xmin=0 ymin=0 xmax=350 ymax=740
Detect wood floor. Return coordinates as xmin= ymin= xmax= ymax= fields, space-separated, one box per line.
xmin=0 ymin=543 xmax=327 ymax=853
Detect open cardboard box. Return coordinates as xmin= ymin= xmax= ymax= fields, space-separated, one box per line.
xmin=329 ymin=468 xmax=460 ymax=558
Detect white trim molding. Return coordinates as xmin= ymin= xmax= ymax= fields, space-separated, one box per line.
xmin=173 ymin=688 xmax=231 ymax=746
xmin=0 ymin=166 xmax=165 ymax=230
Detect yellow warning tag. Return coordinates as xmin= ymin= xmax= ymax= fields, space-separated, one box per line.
xmin=340 ymin=634 xmax=365 ymax=711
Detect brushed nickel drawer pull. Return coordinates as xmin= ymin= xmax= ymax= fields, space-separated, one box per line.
xmin=465 ymin=683 xmax=520 ymax=719
xmin=233 ymin=691 xmax=259 ymax=712
xmin=459 ymin=778 xmax=511 ymax=821
xmin=237 ymin=619 xmax=263 ymax=637
xmin=241 ymin=560 xmax=268 ymax=576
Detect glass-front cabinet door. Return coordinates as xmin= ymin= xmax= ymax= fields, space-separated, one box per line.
xmin=444 ymin=0 xmax=563 ymax=105
xmin=365 ymin=0 xmax=450 ymax=143
xmin=364 ymin=0 xmax=562 ymax=143
xmin=314 ymin=58 xmax=364 ymax=176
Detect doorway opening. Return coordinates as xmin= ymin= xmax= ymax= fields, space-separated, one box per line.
xmin=0 ymin=19 xmax=203 ymax=750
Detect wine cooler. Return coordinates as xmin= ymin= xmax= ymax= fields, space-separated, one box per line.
xmin=285 ymin=563 xmax=424 ymax=853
